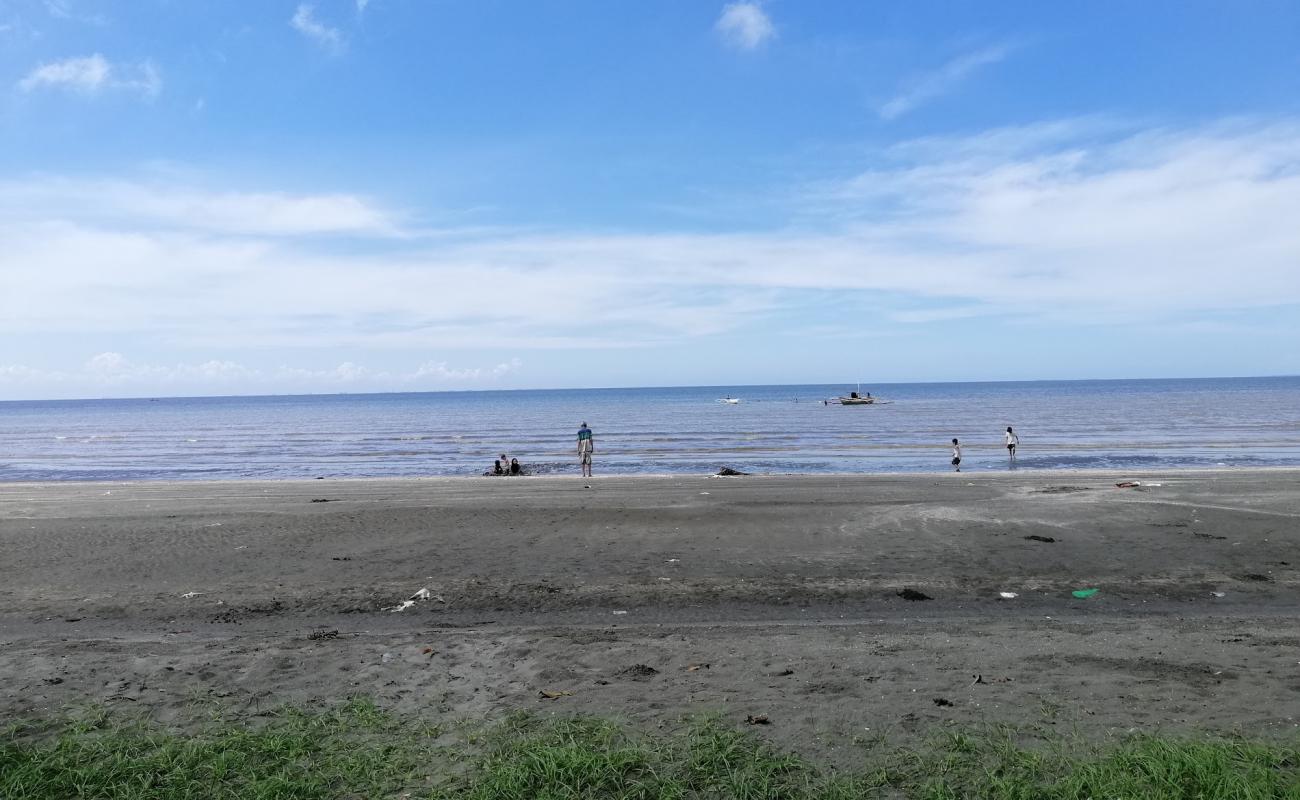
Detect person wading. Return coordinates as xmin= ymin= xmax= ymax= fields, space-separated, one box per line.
xmin=577 ymin=422 xmax=594 ymax=478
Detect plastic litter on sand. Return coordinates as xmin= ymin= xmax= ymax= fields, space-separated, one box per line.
xmin=998 ymin=592 xmax=1018 ymax=599
xmin=387 ymin=586 xmax=444 ymax=613
xmin=1071 ymin=588 xmax=1099 ymax=599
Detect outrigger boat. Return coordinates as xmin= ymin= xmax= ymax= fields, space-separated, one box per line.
xmin=837 ymin=391 xmax=875 ymax=405
xmin=831 ymin=383 xmax=881 ymax=405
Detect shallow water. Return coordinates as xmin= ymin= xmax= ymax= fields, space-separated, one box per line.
xmin=1 ymin=377 xmax=1298 ymax=480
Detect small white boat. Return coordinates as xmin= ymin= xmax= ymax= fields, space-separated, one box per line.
xmin=834 ymin=386 xmax=878 ymax=405
xmin=718 ymin=397 xmax=740 ymax=404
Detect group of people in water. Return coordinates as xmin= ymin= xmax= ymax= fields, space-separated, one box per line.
xmin=487 ymin=422 xmax=1018 ymax=477
xmin=950 ymin=426 xmax=1019 ymax=472
xmin=488 ymin=422 xmax=596 ymax=477
xmin=490 ymin=453 xmax=524 ymax=476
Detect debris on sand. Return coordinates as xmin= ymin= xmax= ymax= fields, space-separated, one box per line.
xmin=1210 ymin=592 xmax=1226 ymax=598
xmin=310 ymin=498 xmax=336 ymax=503
xmin=539 ymin=689 xmax=573 ymax=700
xmin=686 ymin=663 xmax=711 ymax=671
xmin=933 ymin=697 xmax=954 ymax=707
xmin=387 ymin=587 xmax=444 ymax=612
xmin=998 ymin=592 xmax=1018 ymax=599
xmin=898 ymin=588 xmax=931 ymax=601
xmin=307 ymin=629 xmax=339 ymax=641
xmin=331 ymin=556 xmax=352 ymax=561
xmin=1071 ymin=588 xmax=1099 ymax=599
xmin=179 ymin=591 xmax=203 ymax=599
xmin=745 ymin=714 xmax=770 ymax=725
xmin=716 ymin=467 xmax=750 ymax=476
xmin=1035 ymin=486 xmax=1092 ymax=494
xmin=617 ymin=664 xmax=659 ymax=679
xmin=612 ymin=610 xmax=628 ymax=615
xmin=1024 ymin=535 xmax=1056 ymax=543
xmin=972 ymin=674 xmax=1012 ymax=685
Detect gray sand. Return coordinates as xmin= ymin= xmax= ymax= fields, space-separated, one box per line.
xmin=2 ymin=469 xmax=1298 ymax=758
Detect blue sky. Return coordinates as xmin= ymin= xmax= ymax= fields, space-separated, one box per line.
xmin=2 ymin=0 xmax=1299 ymax=398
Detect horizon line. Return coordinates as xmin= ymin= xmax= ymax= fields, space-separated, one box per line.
xmin=2 ymin=373 xmax=1297 ymax=405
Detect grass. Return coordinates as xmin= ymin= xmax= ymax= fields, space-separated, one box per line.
xmin=0 ymin=698 xmax=444 ymax=800
xmin=2 ymin=701 xmax=1298 ymax=799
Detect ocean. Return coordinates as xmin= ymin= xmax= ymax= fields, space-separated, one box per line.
xmin=1 ymin=377 xmax=1298 ymax=481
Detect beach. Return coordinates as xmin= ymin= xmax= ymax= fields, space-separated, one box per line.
xmin=2 ymin=469 xmax=1298 ymax=762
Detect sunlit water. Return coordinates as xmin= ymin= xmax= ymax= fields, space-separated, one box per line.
xmin=1 ymin=377 xmax=1298 ymax=480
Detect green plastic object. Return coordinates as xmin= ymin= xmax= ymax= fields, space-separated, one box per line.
xmin=1072 ymin=588 xmax=1099 ymax=599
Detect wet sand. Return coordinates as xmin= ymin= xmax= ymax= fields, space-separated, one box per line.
xmin=2 ymin=469 xmax=1298 ymax=759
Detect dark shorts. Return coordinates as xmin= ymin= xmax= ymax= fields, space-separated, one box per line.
xmin=1007 ymin=443 xmax=1016 ymax=451
xmin=952 ymin=457 xmax=961 ymax=466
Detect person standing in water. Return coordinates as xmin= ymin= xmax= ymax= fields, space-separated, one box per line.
xmin=951 ymin=438 xmax=962 ymax=472
xmin=577 ymin=422 xmax=594 ymax=478
xmin=1005 ymin=426 xmax=1019 ymax=463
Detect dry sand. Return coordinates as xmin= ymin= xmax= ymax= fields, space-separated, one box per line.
xmin=2 ymin=469 xmax=1298 ymax=758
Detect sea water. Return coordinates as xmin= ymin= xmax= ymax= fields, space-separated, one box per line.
xmin=1 ymin=377 xmax=1298 ymax=481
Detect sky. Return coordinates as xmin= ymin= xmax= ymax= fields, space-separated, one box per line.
xmin=1 ymin=0 xmax=1299 ymax=399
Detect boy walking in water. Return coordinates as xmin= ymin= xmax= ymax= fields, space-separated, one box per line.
xmin=1005 ymin=426 xmax=1019 ymax=462
xmin=577 ymin=422 xmax=594 ymax=477
xmin=951 ymin=438 xmax=962 ymax=472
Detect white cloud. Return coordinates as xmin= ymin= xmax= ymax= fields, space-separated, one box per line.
xmin=0 ymin=353 xmax=522 ymax=395
xmin=411 ymin=358 xmax=522 ymax=381
xmin=0 ymin=178 xmax=401 ymax=237
xmin=44 ymin=0 xmax=107 ymax=25
xmin=715 ymin=2 xmax=775 ymax=50
xmin=291 ymin=4 xmax=343 ymax=53
xmin=879 ymin=44 xmax=1010 ymax=120
xmin=18 ymin=54 xmax=161 ymax=98
xmin=356 ymin=0 xmax=370 ymax=13
xmin=0 ymin=120 xmax=1297 ymax=393
xmin=19 ymin=54 xmax=109 ymax=92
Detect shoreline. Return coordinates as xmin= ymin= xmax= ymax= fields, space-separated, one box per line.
xmin=3 ymin=463 xmax=1298 ymax=489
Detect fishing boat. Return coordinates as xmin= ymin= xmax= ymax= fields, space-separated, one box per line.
xmin=718 ymin=397 xmax=740 ymax=404
xmin=832 ymin=383 xmax=880 ymax=405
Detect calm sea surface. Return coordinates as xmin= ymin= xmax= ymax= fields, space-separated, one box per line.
xmin=1 ymin=378 xmax=1298 ymax=481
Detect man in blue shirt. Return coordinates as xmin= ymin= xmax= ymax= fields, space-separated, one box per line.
xmin=577 ymin=422 xmax=594 ymax=477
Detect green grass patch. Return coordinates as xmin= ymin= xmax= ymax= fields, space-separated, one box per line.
xmin=2 ymin=702 xmax=1298 ymax=799
xmin=1 ymin=698 xmax=444 ymax=800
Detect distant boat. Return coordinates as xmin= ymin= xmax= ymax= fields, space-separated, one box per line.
xmin=834 ymin=385 xmax=880 ymax=405
xmin=718 ymin=397 xmax=740 ymax=404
